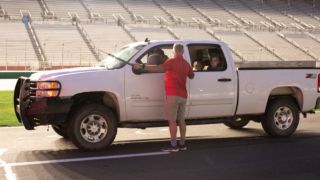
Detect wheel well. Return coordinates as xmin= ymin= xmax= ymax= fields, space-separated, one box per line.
xmin=267 ymin=86 xmax=303 ymax=110
xmin=68 ymin=92 xmax=120 ymax=122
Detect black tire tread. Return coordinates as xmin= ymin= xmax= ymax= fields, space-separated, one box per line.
xmin=68 ymin=104 xmax=117 ymax=151
xmin=262 ymin=97 xmax=299 ymax=137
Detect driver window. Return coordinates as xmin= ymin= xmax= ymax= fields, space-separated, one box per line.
xmin=137 ymin=45 xmax=173 ymax=66
xmin=188 ymin=44 xmax=227 ymax=72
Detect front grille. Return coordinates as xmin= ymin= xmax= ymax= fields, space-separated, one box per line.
xmin=29 ymin=81 xmax=37 ymax=98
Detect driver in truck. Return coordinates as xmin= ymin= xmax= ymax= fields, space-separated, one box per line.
xmin=133 ymin=43 xmax=195 ymax=152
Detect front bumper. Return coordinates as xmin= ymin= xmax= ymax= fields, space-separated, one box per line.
xmin=14 ymin=77 xmax=72 ymax=130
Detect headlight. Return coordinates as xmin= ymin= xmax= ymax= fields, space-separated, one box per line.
xmin=35 ymin=81 xmax=61 ymax=97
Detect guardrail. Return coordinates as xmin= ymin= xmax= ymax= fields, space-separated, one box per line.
xmin=0 ymin=71 xmax=35 ymax=79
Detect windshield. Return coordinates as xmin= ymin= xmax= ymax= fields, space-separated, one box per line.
xmin=98 ymin=43 xmax=145 ymax=69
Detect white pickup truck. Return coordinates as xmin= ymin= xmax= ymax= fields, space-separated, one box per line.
xmin=14 ymin=40 xmax=320 ymax=150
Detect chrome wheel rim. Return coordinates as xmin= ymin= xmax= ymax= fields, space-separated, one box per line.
xmin=274 ymin=106 xmax=293 ymax=130
xmin=80 ymin=114 xmax=108 ymax=143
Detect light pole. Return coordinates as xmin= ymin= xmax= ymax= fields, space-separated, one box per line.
xmin=61 ymin=43 xmax=64 ymax=69
xmin=5 ymin=39 xmax=7 ymax=71
xmin=25 ymin=39 xmax=27 ymax=71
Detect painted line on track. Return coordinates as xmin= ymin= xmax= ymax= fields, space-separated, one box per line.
xmin=0 ymin=151 xmax=170 ymax=168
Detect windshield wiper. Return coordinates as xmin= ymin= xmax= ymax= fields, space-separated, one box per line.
xmin=107 ymin=53 xmax=134 ymax=66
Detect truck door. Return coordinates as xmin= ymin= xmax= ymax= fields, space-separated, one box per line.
xmin=187 ymin=43 xmax=236 ymax=118
xmin=124 ymin=44 xmax=174 ymax=121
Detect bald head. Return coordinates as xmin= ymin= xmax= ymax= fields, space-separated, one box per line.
xmin=173 ymin=43 xmax=184 ymax=55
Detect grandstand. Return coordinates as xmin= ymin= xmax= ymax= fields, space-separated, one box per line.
xmin=44 ymin=0 xmax=89 ymax=20
xmin=82 ymin=0 xmax=132 ymax=22
xmin=212 ymin=30 xmax=281 ymax=62
xmin=33 ymin=22 xmax=97 ymax=68
xmin=0 ymin=0 xmax=42 ymax=19
xmin=126 ymin=24 xmax=174 ymax=40
xmin=0 ymin=22 xmax=38 ymax=70
xmin=0 ymin=0 xmax=319 ymax=70
xmin=123 ymin=0 xmax=171 ymax=23
xmin=82 ymin=23 xmax=133 ymax=59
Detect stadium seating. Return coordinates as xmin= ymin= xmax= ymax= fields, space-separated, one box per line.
xmin=248 ymin=31 xmax=314 ymax=61
xmin=33 ymin=22 xmax=97 ymax=67
xmin=0 ymin=0 xmax=319 ymax=70
xmin=0 ymin=0 xmax=42 ymax=19
xmin=0 ymin=22 xmax=38 ymax=70
xmin=267 ymin=0 xmax=320 ymax=29
xmin=82 ymin=23 xmax=133 ymax=53
xmin=284 ymin=32 xmax=320 ymax=60
xmin=187 ymin=0 xmax=240 ymax=26
xmin=170 ymin=26 xmax=214 ymax=40
xmin=214 ymin=0 xmax=272 ymax=27
xmin=122 ymin=0 xmax=171 ymax=23
xmin=82 ymin=0 xmax=132 ymax=22
xmin=155 ymin=0 xmax=205 ymax=24
xmin=212 ymin=30 xmax=280 ymax=61
xmin=44 ymin=0 xmax=88 ymax=20
xmin=241 ymin=0 xmax=301 ymax=29
xmin=126 ymin=24 xmax=174 ymax=41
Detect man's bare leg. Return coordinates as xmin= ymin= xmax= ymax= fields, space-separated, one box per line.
xmin=168 ymin=120 xmax=177 ymax=147
xmin=178 ymin=119 xmax=186 ymax=145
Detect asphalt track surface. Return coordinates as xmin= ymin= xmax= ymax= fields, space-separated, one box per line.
xmin=1 ymin=114 xmax=320 ymax=180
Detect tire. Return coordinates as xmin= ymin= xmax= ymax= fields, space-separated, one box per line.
xmin=52 ymin=124 xmax=69 ymax=138
xmin=68 ymin=104 xmax=117 ymax=151
xmin=224 ymin=117 xmax=250 ymax=129
xmin=262 ymin=97 xmax=299 ymax=137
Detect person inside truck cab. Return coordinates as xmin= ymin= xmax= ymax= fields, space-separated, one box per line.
xmin=205 ymin=53 xmax=225 ymax=71
xmin=147 ymin=48 xmax=168 ymax=65
xmin=192 ymin=60 xmax=204 ymax=71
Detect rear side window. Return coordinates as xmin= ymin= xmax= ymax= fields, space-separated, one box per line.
xmin=188 ymin=44 xmax=227 ymax=72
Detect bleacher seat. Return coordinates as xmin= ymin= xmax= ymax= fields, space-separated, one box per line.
xmin=0 ymin=0 xmax=319 ymax=70
xmin=0 ymin=0 xmax=43 ymax=19
xmin=213 ymin=30 xmax=280 ymax=61
xmin=123 ymin=0 xmax=171 ymax=23
xmin=82 ymin=23 xmax=133 ymax=53
xmin=82 ymin=0 xmax=132 ymax=22
xmin=248 ymin=31 xmax=315 ymax=61
xmin=126 ymin=24 xmax=174 ymax=40
xmin=33 ymin=22 xmax=97 ymax=67
xmin=0 ymin=22 xmax=38 ymax=70
xmin=44 ymin=0 xmax=88 ymax=20
xmin=155 ymin=0 xmax=205 ymax=24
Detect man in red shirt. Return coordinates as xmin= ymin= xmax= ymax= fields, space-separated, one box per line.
xmin=133 ymin=43 xmax=194 ymax=152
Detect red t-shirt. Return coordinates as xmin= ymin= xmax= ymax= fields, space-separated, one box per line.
xmin=160 ymin=54 xmax=194 ymax=98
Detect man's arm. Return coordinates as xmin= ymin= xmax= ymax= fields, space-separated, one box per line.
xmin=188 ymin=66 xmax=195 ymax=79
xmin=145 ymin=64 xmax=164 ymax=73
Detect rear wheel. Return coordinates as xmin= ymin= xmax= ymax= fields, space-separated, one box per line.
xmin=224 ymin=117 xmax=250 ymax=129
xmin=262 ymin=98 xmax=299 ymax=137
xmin=68 ymin=104 xmax=117 ymax=151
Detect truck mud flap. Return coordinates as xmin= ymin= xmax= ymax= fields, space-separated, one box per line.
xmin=14 ymin=77 xmax=34 ymax=130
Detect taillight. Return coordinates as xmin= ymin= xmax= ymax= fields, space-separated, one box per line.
xmin=318 ymin=74 xmax=320 ymax=93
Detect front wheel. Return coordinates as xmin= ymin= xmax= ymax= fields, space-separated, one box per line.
xmin=262 ymin=98 xmax=299 ymax=137
xmin=68 ymin=104 xmax=117 ymax=151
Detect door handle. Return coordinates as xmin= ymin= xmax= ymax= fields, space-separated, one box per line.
xmin=218 ymin=78 xmax=232 ymax=82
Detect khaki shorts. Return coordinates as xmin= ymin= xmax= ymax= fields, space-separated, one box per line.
xmin=164 ymin=96 xmax=187 ymax=121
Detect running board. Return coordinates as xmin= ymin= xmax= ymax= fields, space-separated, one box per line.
xmin=119 ymin=117 xmax=233 ymax=129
